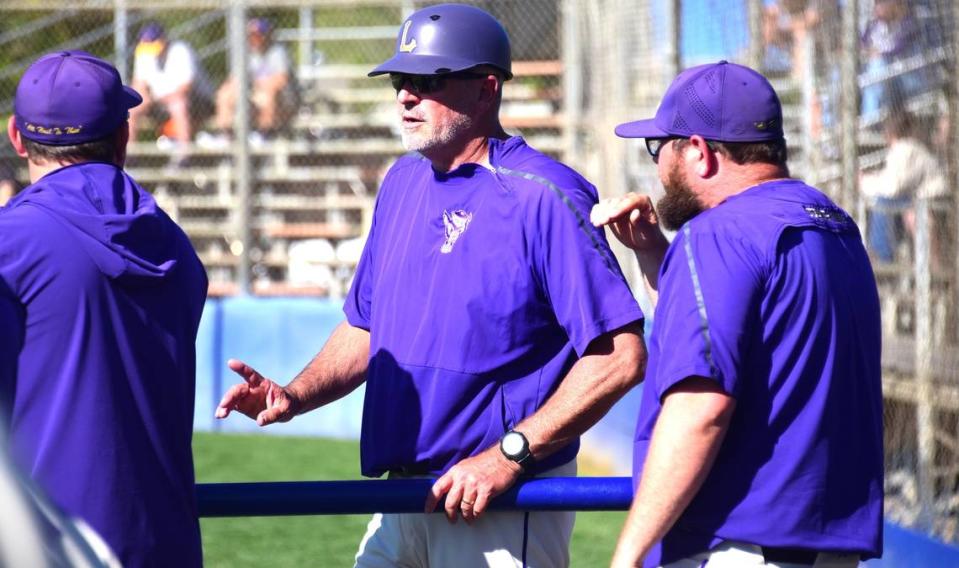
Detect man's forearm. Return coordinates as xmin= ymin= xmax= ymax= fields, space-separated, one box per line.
xmin=285 ymin=321 xmax=370 ymax=415
xmin=612 ymin=379 xmax=735 ymax=566
xmin=634 ymin=247 xmax=666 ymax=309
xmin=514 ymin=322 xmax=646 ymax=460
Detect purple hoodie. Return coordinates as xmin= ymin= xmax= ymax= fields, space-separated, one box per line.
xmin=0 ymin=162 xmax=207 ymax=567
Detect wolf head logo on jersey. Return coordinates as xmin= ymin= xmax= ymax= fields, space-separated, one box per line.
xmin=441 ymin=209 xmax=472 ymax=253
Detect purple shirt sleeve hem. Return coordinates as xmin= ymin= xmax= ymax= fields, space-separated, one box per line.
xmin=655 ymin=364 xmax=731 ymax=401
xmin=343 ymin=304 xmax=371 ymax=332
xmin=572 ymin=309 xmax=645 ymax=357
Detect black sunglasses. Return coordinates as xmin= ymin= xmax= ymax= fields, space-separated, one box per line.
xmin=645 ymin=137 xmax=718 ymax=163
xmin=389 ymin=72 xmax=488 ymax=94
xmin=645 ymin=137 xmax=683 ymax=164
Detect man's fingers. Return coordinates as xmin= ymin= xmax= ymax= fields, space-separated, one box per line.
xmin=256 ymin=404 xmax=285 ymax=427
xmin=592 ymin=193 xmax=652 ymax=228
xmin=590 ymin=200 xmax=613 ymax=226
xmin=227 ymin=358 xmax=265 ymax=387
xmin=425 ymin=475 xmax=452 ymax=514
xmin=461 ymin=488 xmax=481 ymax=524
xmin=214 ymin=383 xmax=249 ymax=419
xmin=256 ymin=386 xmax=292 ymax=426
xmin=444 ymin=479 xmax=465 ymax=523
xmin=472 ymin=490 xmax=491 ymax=519
xmin=266 ymin=382 xmax=277 ymax=408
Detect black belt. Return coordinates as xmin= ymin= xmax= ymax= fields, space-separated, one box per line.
xmin=761 ymin=546 xmax=820 ymax=565
xmin=388 ymin=465 xmax=432 ymax=477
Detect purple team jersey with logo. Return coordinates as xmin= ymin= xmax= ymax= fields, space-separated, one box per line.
xmin=634 ymin=180 xmax=883 ymax=566
xmin=0 ymin=163 xmax=207 ymax=567
xmin=345 ymin=136 xmax=644 ymax=477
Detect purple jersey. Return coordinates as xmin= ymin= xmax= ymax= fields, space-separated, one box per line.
xmin=345 ymin=136 xmax=643 ymax=477
xmin=0 ymin=163 xmax=207 ymax=567
xmin=634 ymin=180 xmax=883 ymax=565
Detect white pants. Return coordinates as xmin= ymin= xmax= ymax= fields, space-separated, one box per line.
xmin=353 ymin=461 xmax=576 ymax=568
xmin=660 ymin=541 xmax=861 ymax=568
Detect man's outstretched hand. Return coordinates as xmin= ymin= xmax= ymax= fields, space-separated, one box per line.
xmin=214 ymin=359 xmax=299 ymax=426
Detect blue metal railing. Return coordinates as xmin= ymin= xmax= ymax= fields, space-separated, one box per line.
xmin=194 ymin=476 xmax=959 ymax=567
xmin=196 ymin=477 xmax=634 ymax=517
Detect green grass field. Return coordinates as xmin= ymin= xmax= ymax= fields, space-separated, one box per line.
xmin=194 ymin=432 xmax=625 ymax=567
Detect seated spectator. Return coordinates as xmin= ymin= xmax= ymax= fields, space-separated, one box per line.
xmin=861 ymin=112 xmax=948 ymax=266
xmin=860 ymin=0 xmax=928 ymax=121
xmin=212 ymin=17 xmax=299 ymax=142
xmin=128 ymin=22 xmax=214 ymax=164
xmin=761 ymin=0 xmax=801 ymax=76
xmin=762 ymin=1 xmax=841 ymax=137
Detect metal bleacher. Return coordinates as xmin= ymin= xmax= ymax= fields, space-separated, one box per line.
xmin=0 ymin=8 xmax=565 ymax=298
xmin=131 ymin=19 xmax=565 ymax=298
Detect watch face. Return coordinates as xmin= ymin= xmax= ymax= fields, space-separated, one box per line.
xmin=502 ymin=432 xmax=525 ymax=456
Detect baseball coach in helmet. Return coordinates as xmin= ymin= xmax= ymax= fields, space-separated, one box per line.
xmin=216 ymin=4 xmax=646 ymax=566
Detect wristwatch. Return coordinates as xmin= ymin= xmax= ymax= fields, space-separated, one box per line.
xmin=500 ymin=430 xmax=535 ymax=471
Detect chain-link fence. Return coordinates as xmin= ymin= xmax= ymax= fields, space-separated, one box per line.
xmin=1 ymin=0 xmax=957 ymax=548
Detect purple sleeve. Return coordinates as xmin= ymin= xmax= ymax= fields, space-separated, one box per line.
xmin=530 ymin=183 xmax=644 ymax=356
xmin=652 ymin=223 xmax=765 ymax=400
xmin=0 ymin=279 xmax=22 ymax=415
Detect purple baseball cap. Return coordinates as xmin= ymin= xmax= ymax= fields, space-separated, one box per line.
xmin=615 ymin=60 xmax=784 ymax=142
xmin=138 ymin=22 xmax=166 ymax=42
xmin=369 ymin=3 xmax=512 ymax=79
xmin=14 ymin=50 xmax=142 ymax=146
xmin=247 ymin=18 xmax=272 ymax=36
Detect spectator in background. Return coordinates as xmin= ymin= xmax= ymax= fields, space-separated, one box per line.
xmin=1 ymin=50 xmax=207 ymax=567
xmin=861 ymin=112 xmax=948 ymax=267
xmin=128 ymin=22 xmax=214 ymax=164
xmin=761 ymin=0 xmax=800 ymax=76
xmin=860 ymin=0 xmax=927 ymax=121
xmin=762 ymin=1 xmax=841 ymax=138
xmin=209 ymin=17 xmax=299 ymax=144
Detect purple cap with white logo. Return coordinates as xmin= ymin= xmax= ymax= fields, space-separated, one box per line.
xmin=615 ymin=60 xmax=784 ymax=142
xmin=14 ymin=50 xmax=142 ymax=145
xmin=369 ymin=3 xmax=512 ymax=79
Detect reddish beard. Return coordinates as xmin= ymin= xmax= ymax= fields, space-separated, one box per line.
xmin=657 ymin=160 xmax=706 ymax=230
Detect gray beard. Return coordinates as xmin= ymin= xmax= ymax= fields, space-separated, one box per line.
xmin=401 ymin=112 xmax=475 ymax=155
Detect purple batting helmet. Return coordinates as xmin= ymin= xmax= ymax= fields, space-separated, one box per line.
xmin=369 ymin=3 xmax=512 ymax=79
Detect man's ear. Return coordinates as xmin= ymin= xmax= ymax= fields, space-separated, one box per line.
xmin=688 ymin=135 xmax=717 ymax=178
xmin=477 ymin=74 xmax=501 ymax=107
xmin=7 ymin=116 xmax=28 ymax=159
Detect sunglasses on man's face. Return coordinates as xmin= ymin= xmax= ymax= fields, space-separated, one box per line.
xmin=645 ymin=136 xmax=719 ymax=164
xmin=645 ymin=137 xmax=683 ymax=164
xmin=389 ymin=72 xmax=488 ymax=95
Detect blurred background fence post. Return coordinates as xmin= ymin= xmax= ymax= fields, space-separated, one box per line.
xmin=113 ymin=0 xmax=129 ymax=83
xmin=840 ymin=0 xmax=858 ymax=213
xmin=228 ymin=0 xmax=252 ymax=294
